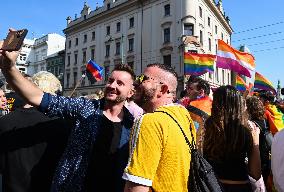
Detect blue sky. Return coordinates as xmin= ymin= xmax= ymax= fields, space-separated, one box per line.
xmin=1 ymin=0 xmax=283 ymax=87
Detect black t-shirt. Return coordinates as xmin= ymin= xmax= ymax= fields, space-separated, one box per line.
xmin=0 ymin=107 xmax=72 ymax=192
xmin=85 ymin=114 xmax=125 ymax=192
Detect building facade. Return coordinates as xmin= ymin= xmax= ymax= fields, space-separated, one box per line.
xmin=28 ymin=34 xmax=65 ymax=75
xmin=0 ymin=34 xmax=65 ymax=92
xmin=46 ymin=50 xmax=65 ymax=86
xmin=63 ymin=0 xmax=233 ymax=96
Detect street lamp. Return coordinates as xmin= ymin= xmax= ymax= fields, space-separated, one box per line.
xmin=121 ymin=34 xmax=124 ymax=64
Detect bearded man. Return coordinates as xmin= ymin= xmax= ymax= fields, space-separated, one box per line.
xmin=0 ymin=39 xmax=135 ymax=192
xmin=123 ymin=63 xmax=196 ymax=192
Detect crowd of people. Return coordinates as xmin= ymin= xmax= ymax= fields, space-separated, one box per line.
xmin=0 ymin=37 xmax=284 ymax=192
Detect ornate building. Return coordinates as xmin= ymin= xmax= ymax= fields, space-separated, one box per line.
xmin=63 ymin=0 xmax=233 ymax=96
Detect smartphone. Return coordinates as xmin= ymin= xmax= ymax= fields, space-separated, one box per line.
xmin=2 ymin=29 xmax=28 ymax=51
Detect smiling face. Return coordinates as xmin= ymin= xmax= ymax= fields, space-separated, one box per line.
xmin=104 ymin=70 xmax=134 ymax=104
xmin=0 ymin=90 xmax=7 ymax=110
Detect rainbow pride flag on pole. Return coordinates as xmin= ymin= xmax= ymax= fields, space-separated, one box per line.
xmin=217 ymin=40 xmax=255 ymax=77
xmin=184 ymin=52 xmax=215 ymax=76
xmin=236 ymin=75 xmax=247 ymax=92
xmin=254 ymin=72 xmax=276 ymax=94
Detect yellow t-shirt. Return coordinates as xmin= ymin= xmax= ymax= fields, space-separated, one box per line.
xmin=123 ymin=104 xmax=196 ymax=192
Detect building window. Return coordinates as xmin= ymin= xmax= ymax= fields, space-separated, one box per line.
xmin=129 ymin=17 xmax=134 ymax=28
xmin=92 ymin=31 xmax=95 ymax=40
xmin=116 ymin=42 xmax=121 ymax=55
xmin=106 ymin=26 xmax=110 ymax=35
xmin=106 ymin=44 xmax=110 ymax=57
xmin=164 ymin=28 xmax=170 ymax=43
xmin=128 ymin=61 xmax=134 ymax=69
xmin=215 ymin=25 xmax=218 ymax=34
xmin=67 ymin=55 xmax=70 ymax=66
xmin=222 ymin=69 xmax=225 ymax=85
xmin=164 ymin=4 xmax=170 ymax=16
xmin=73 ymin=72 xmax=77 ymax=87
xmin=74 ymin=53 xmax=78 ymax=65
xmin=208 ymin=38 xmax=211 ymax=51
xmin=68 ymin=40 xmax=71 ymax=48
xmin=82 ymin=51 xmax=86 ymax=63
xmin=184 ymin=24 xmax=194 ymax=36
xmin=199 ymin=6 xmax=202 ymax=18
xmin=128 ymin=38 xmax=134 ymax=52
xmin=84 ymin=34 xmax=87 ymax=43
xmin=107 ymin=3 xmax=111 ymax=10
xmin=66 ymin=73 xmax=70 ymax=88
xmin=163 ymin=55 xmax=171 ymax=66
xmin=105 ymin=65 xmax=110 ymax=80
xmin=91 ymin=49 xmax=95 ymax=60
xmin=221 ymin=33 xmax=224 ymax=40
xmin=215 ymin=67 xmax=219 ymax=82
xmin=75 ymin=38 xmax=78 ymax=46
xmin=208 ymin=17 xmax=211 ymax=27
xmin=199 ymin=30 xmax=203 ymax=45
xmin=116 ymin=22 xmax=121 ymax=32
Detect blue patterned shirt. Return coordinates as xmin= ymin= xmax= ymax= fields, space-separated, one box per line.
xmin=39 ymin=93 xmax=134 ymax=192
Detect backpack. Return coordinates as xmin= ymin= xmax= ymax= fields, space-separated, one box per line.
xmin=156 ymin=111 xmax=223 ymax=192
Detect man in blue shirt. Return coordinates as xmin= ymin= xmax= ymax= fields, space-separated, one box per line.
xmin=0 ymin=39 xmax=135 ymax=192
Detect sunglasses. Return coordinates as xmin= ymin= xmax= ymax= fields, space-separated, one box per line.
xmin=135 ymin=74 xmax=174 ymax=94
xmin=135 ymin=74 xmax=154 ymax=84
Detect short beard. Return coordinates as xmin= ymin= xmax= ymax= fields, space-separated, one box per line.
xmin=105 ymin=95 xmax=127 ymax=104
xmin=135 ymin=88 xmax=156 ymax=108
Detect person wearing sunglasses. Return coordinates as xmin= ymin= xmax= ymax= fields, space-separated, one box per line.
xmin=123 ymin=63 xmax=196 ymax=192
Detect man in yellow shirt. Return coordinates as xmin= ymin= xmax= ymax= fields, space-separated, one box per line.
xmin=123 ymin=63 xmax=196 ymax=192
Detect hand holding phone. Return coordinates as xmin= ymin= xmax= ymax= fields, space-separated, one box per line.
xmin=1 ymin=29 xmax=28 ymax=51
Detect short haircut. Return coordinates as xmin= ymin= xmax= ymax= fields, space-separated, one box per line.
xmin=112 ymin=64 xmax=136 ymax=81
xmin=188 ymin=76 xmax=210 ymax=96
xmin=147 ymin=63 xmax=178 ymax=80
xmin=32 ymin=71 xmax=62 ymax=94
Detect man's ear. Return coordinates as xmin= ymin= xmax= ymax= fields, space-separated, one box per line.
xmin=127 ymin=88 xmax=135 ymax=99
xmin=160 ymin=84 xmax=169 ymax=94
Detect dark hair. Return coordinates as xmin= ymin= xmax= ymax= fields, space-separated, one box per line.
xmin=188 ymin=76 xmax=211 ymax=96
xmin=147 ymin=63 xmax=178 ymax=80
xmin=204 ymin=85 xmax=252 ymax=161
xmin=113 ymin=64 xmax=136 ymax=81
xmin=257 ymin=90 xmax=275 ymax=103
xmin=180 ymin=90 xmax=187 ymax=98
xmin=246 ymin=96 xmax=265 ymax=120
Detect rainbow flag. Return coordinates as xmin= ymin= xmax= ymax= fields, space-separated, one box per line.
xmin=184 ymin=52 xmax=215 ymax=75
xmin=86 ymin=59 xmax=103 ymax=83
xmin=236 ymin=75 xmax=247 ymax=92
xmin=217 ymin=40 xmax=255 ymax=77
xmin=265 ymin=104 xmax=284 ymax=135
xmin=254 ymin=72 xmax=276 ymax=94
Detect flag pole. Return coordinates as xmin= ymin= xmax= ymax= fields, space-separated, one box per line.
xmin=69 ymin=73 xmax=86 ymax=97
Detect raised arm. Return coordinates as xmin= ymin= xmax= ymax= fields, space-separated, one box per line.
xmin=0 ymin=40 xmax=43 ymax=106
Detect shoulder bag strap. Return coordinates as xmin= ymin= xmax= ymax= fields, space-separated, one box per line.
xmin=187 ymin=105 xmax=209 ymax=121
xmin=155 ymin=111 xmax=196 ymax=151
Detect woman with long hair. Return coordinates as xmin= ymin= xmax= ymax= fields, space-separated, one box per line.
xmin=203 ymin=85 xmax=261 ymax=192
